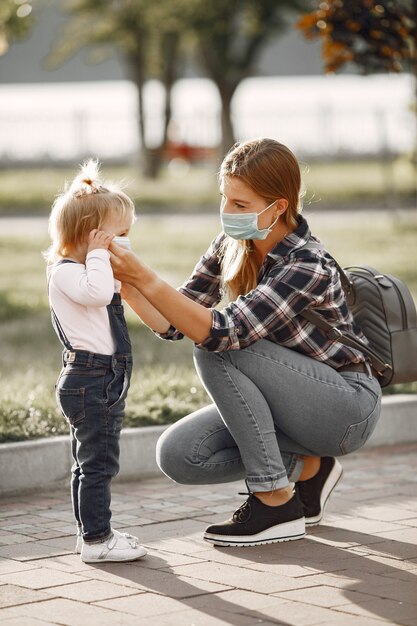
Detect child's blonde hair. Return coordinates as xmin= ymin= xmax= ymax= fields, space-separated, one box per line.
xmin=219 ymin=139 xmax=303 ymax=300
xmin=46 ymin=159 xmax=135 ymax=263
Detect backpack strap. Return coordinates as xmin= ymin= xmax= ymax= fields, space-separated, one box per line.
xmin=298 ymin=241 xmax=391 ymax=377
xmin=331 ymin=260 xmax=353 ymax=295
xmin=300 ymin=307 xmax=391 ymax=376
xmin=300 ymin=239 xmax=353 ymax=297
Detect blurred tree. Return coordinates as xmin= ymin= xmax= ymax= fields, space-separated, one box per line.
xmin=0 ymin=0 xmax=34 ymax=57
xmin=297 ymin=1 xmax=417 ymax=174
xmin=48 ymin=0 xmax=185 ymax=178
xmin=186 ymin=0 xmax=310 ymax=157
xmin=49 ymin=0 xmax=309 ymax=177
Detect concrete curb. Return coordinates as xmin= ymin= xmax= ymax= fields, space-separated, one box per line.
xmin=1 ymin=395 xmax=416 ymax=498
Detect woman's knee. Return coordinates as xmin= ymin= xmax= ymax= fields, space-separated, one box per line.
xmin=156 ymin=404 xmax=228 ymax=485
xmin=156 ymin=416 xmax=210 ymax=484
xmin=156 ymin=423 xmax=188 ymax=482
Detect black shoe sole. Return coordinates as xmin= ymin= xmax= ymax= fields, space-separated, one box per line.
xmin=203 ymin=517 xmax=306 ymax=547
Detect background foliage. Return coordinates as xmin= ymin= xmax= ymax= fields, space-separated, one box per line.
xmin=0 ymin=0 xmax=34 ymax=56
xmin=297 ymin=0 xmax=416 ymax=75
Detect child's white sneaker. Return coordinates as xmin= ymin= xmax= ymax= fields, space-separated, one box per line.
xmin=80 ymin=529 xmax=147 ymax=563
xmin=75 ymin=530 xmax=141 ymax=555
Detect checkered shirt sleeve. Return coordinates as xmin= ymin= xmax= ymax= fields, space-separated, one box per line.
xmin=156 ymin=218 xmax=366 ymax=367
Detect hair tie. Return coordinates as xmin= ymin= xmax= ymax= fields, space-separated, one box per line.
xmin=74 ymin=180 xmax=106 ymax=198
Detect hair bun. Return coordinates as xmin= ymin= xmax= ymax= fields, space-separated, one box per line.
xmin=70 ymin=159 xmax=107 ymax=198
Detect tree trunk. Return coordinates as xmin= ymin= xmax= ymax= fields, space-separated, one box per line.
xmin=219 ymin=87 xmax=236 ymax=158
xmin=142 ymin=149 xmax=161 ymax=179
xmin=161 ymin=32 xmax=178 ymax=146
xmin=145 ymin=33 xmax=179 ymax=178
xmin=127 ymin=49 xmax=157 ymax=178
xmin=413 ymin=67 xmax=417 ymax=208
xmin=141 ymin=32 xmax=180 ymax=179
xmin=196 ymin=44 xmax=240 ymax=159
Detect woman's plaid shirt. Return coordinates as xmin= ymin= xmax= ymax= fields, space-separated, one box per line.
xmin=159 ymin=217 xmax=366 ymax=369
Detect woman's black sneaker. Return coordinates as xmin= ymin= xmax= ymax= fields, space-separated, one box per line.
xmin=296 ymin=457 xmax=343 ymax=526
xmin=203 ymin=491 xmax=305 ymax=547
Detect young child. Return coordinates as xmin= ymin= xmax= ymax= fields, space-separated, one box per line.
xmin=46 ymin=160 xmax=146 ymax=563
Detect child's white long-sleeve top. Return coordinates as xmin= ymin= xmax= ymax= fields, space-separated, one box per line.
xmin=48 ymin=249 xmax=120 ymax=355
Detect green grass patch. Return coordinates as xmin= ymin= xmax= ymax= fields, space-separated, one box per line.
xmin=0 ymin=157 xmax=415 ymax=215
xmin=0 ymin=165 xmax=220 ymax=215
xmin=0 ymin=364 xmax=208 ymax=443
xmin=302 ymin=156 xmax=416 ymax=207
xmin=0 ymin=210 xmax=416 ymax=442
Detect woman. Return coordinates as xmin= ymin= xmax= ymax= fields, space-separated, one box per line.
xmin=110 ymin=139 xmax=381 ymax=547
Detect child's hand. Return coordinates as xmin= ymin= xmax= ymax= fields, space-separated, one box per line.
xmin=88 ymin=229 xmax=114 ymax=253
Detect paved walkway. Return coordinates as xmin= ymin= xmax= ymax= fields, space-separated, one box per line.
xmin=0 ymin=444 xmax=416 ymax=626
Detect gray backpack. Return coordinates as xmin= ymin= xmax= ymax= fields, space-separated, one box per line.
xmin=302 ymin=263 xmax=417 ymax=387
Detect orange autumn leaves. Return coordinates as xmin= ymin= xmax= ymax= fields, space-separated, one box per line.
xmin=297 ymin=1 xmax=415 ymax=74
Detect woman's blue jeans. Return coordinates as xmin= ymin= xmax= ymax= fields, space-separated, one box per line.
xmin=157 ymin=340 xmax=382 ymax=492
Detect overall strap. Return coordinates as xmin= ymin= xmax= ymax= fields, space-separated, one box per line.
xmin=47 ymin=260 xmax=77 ymax=351
xmin=107 ymin=292 xmax=132 ymax=355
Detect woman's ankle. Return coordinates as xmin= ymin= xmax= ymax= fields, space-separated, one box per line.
xmin=254 ymin=485 xmax=293 ymax=507
xmin=298 ymin=456 xmax=321 ymax=482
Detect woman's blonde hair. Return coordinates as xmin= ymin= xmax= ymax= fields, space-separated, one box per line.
xmin=219 ymin=138 xmax=303 ymax=299
xmin=45 ymin=159 xmax=135 ymax=263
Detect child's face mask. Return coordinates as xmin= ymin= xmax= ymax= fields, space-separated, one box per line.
xmin=112 ymin=236 xmax=132 ymax=249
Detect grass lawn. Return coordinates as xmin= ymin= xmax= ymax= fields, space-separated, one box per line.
xmin=0 ymin=209 xmax=416 ymax=442
xmin=0 ymin=157 xmax=415 ymax=215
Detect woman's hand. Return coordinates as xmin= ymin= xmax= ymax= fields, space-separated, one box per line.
xmin=110 ymin=241 xmax=212 ymax=343
xmin=109 ymin=241 xmax=144 ymax=285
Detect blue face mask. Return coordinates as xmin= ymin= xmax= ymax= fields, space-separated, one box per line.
xmin=221 ymin=200 xmax=279 ymax=240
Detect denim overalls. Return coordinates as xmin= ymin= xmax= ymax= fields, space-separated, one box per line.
xmin=50 ymin=260 xmax=133 ymax=543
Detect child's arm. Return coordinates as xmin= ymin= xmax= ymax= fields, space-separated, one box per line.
xmin=54 ymin=230 xmax=115 ymax=307
xmin=121 ymin=283 xmax=171 ymax=333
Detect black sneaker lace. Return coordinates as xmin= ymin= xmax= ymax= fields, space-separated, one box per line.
xmin=233 ymin=492 xmax=253 ymax=523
